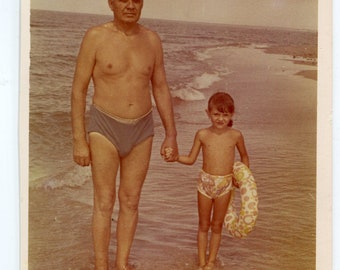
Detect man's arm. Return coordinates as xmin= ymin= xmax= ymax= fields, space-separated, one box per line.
xmin=150 ymin=33 xmax=178 ymax=161
xmin=71 ymin=28 xmax=97 ymax=166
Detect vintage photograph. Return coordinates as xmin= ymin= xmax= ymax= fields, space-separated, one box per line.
xmin=27 ymin=1 xmax=321 ymax=269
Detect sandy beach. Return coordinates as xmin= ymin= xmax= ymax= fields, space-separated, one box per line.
xmin=264 ymin=44 xmax=317 ymax=80
xmin=29 ymin=38 xmax=317 ymax=269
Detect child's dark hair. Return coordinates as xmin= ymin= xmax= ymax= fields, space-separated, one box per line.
xmin=208 ymin=92 xmax=234 ymax=127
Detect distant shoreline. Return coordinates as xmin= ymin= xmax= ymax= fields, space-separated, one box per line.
xmin=227 ymin=43 xmax=318 ymax=81
xmin=262 ymin=44 xmax=317 ymax=81
xmin=294 ymin=70 xmax=317 ymax=81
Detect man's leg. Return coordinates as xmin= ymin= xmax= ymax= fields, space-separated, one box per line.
xmin=90 ymin=133 xmax=120 ymax=270
xmin=115 ymin=137 xmax=153 ymax=269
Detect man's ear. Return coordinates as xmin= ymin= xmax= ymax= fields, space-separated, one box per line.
xmin=108 ymin=0 xmax=114 ymax=10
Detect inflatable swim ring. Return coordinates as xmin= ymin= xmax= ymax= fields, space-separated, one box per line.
xmin=224 ymin=161 xmax=258 ymax=238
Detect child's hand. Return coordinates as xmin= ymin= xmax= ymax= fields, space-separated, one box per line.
xmin=163 ymin=147 xmax=178 ymax=162
xmin=164 ymin=147 xmax=173 ymax=160
xmin=232 ymin=177 xmax=240 ymax=188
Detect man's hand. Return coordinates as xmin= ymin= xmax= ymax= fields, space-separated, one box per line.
xmin=160 ymin=135 xmax=178 ymax=162
xmin=73 ymin=139 xmax=91 ymax=166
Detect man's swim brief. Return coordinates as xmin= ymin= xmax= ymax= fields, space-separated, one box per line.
xmin=88 ymin=104 xmax=154 ymax=157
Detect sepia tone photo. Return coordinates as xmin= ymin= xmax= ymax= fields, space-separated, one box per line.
xmin=24 ymin=0 xmax=330 ymax=269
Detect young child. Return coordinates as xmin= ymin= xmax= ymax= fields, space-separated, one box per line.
xmin=176 ymin=92 xmax=249 ymax=270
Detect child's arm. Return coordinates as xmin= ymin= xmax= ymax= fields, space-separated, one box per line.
xmin=177 ymin=131 xmax=202 ymax=165
xmin=236 ymin=132 xmax=249 ymax=167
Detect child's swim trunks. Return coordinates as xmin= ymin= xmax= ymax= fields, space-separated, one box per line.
xmin=88 ymin=104 xmax=154 ymax=157
xmin=198 ymin=170 xmax=233 ymax=199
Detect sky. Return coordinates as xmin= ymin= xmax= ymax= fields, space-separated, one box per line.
xmin=30 ymin=0 xmax=318 ymax=30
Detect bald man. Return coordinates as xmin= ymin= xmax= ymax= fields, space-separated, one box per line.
xmin=71 ymin=0 xmax=178 ymax=269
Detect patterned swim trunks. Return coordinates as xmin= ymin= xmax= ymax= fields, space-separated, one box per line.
xmin=197 ymin=170 xmax=233 ymax=199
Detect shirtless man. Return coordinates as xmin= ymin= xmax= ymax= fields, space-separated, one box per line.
xmin=71 ymin=0 xmax=178 ymax=269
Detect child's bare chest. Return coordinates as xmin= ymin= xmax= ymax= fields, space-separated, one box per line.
xmin=203 ymin=132 xmax=236 ymax=154
xmin=204 ymin=140 xmax=234 ymax=153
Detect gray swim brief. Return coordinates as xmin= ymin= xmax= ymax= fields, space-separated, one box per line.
xmin=88 ymin=104 xmax=154 ymax=157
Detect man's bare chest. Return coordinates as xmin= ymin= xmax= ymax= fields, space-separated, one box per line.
xmin=95 ymin=44 xmax=154 ymax=76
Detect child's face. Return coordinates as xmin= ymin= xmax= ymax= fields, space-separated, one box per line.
xmin=206 ymin=107 xmax=233 ymax=129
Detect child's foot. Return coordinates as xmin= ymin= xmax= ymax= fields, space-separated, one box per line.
xmin=204 ymin=262 xmax=215 ymax=270
xmin=197 ymin=265 xmax=205 ymax=270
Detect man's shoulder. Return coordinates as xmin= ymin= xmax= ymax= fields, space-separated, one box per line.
xmin=139 ymin=24 xmax=155 ymax=34
xmin=82 ymin=22 xmax=113 ymax=43
xmin=87 ymin=22 xmax=112 ymax=34
xmin=139 ymin=25 xmax=161 ymax=41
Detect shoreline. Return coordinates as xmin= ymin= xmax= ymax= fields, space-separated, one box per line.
xmin=263 ymin=45 xmax=317 ymax=60
xmin=226 ymin=43 xmax=317 ymax=81
xmin=262 ymin=44 xmax=317 ymax=81
xmin=295 ymin=70 xmax=318 ymax=81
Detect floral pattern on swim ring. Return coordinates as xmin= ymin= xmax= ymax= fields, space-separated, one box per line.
xmin=224 ymin=161 xmax=258 ymax=238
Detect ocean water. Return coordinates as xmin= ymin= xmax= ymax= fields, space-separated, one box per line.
xmin=29 ymin=10 xmax=317 ymax=270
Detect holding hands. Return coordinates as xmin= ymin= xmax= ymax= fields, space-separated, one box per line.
xmin=161 ymin=135 xmax=178 ymax=162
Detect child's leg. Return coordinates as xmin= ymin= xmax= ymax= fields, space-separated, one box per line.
xmin=197 ymin=191 xmax=213 ymax=267
xmin=207 ymin=192 xmax=232 ymax=265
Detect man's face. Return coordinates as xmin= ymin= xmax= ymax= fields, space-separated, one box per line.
xmin=109 ymin=0 xmax=143 ymax=23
